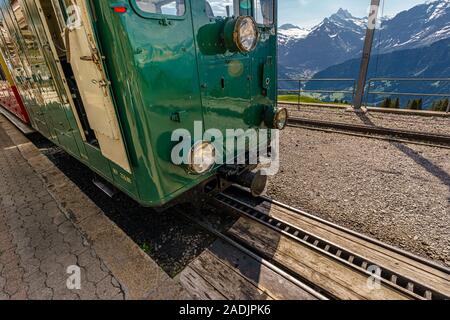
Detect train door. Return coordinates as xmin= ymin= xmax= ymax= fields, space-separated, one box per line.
xmin=0 ymin=20 xmax=31 ymax=121
xmin=18 ymin=0 xmax=82 ymax=157
xmin=50 ymin=0 xmax=131 ymax=173
xmin=0 ymin=3 xmax=51 ymax=136
xmin=7 ymin=0 xmax=63 ymax=141
xmin=29 ymin=0 xmax=89 ymax=146
xmin=29 ymin=0 xmax=100 ymax=161
xmin=191 ymin=1 xmax=253 ymax=133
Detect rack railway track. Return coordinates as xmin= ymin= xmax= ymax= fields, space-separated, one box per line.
xmin=288 ymin=117 xmax=450 ymax=148
xmin=181 ymin=186 xmax=450 ymax=300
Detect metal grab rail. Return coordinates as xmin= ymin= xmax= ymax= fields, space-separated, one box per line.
xmin=278 ymin=78 xmax=450 ymax=113
xmin=278 ymin=78 xmax=357 ymax=108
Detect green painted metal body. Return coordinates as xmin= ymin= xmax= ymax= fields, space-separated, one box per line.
xmin=0 ymin=0 xmax=278 ymax=207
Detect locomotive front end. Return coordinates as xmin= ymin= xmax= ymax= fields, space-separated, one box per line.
xmin=91 ymin=0 xmax=286 ymax=207
xmin=180 ymin=0 xmax=287 ymax=197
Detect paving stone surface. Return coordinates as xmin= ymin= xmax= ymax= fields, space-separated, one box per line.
xmin=0 ymin=119 xmax=125 ymax=300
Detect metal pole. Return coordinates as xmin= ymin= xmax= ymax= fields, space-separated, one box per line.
xmin=365 ymin=79 xmax=371 ymax=106
xmin=353 ymin=0 xmax=381 ymax=109
xmin=352 ymin=80 xmax=356 ymax=104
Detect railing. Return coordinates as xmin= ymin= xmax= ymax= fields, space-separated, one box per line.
xmin=365 ymin=78 xmax=450 ymax=112
xmin=278 ymin=77 xmax=450 ymax=113
xmin=278 ymin=78 xmax=356 ymax=108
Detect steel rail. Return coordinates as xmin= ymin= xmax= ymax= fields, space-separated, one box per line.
xmin=229 ymin=185 xmax=450 ymax=275
xmin=288 ymin=123 xmax=450 ymax=150
xmin=213 ymin=190 xmax=450 ymax=300
xmin=288 ymin=117 xmax=450 ymax=146
xmin=176 ymin=208 xmax=328 ymax=300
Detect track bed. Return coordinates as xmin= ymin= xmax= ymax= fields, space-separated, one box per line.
xmin=180 ymin=189 xmax=450 ymax=300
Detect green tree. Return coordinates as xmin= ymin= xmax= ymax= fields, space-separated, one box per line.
xmin=431 ymin=100 xmax=437 ymax=111
xmin=417 ymin=98 xmax=423 ymax=110
xmin=379 ymin=97 xmax=392 ymax=108
xmin=406 ymin=100 xmax=412 ymax=109
xmin=431 ymin=98 xmax=449 ymax=112
xmin=431 ymin=100 xmax=440 ymax=111
xmin=393 ymin=98 xmax=400 ymax=109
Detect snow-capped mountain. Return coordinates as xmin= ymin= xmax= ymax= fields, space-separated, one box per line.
xmin=310 ymin=37 xmax=450 ymax=108
xmin=278 ymin=8 xmax=367 ymax=77
xmin=279 ymin=1 xmax=450 ymax=78
xmin=278 ymin=24 xmax=310 ymax=46
xmin=375 ymin=0 xmax=450 ymax=53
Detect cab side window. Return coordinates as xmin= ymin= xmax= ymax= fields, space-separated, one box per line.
xmin=206 ymin=0 xmax=254 ymax=18
xmin=206 ymin=1 xmax=274 ymax=25
xmin=135 ymin=0 xmax=186 ymax=16
xmin=206 ymin=0 xmax=233 ymax=17
xmin=254 ymin=0 xmax=274 ymax=25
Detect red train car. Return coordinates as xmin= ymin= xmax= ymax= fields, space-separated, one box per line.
xmin=0 ymin=52 xmax=29 ymax=124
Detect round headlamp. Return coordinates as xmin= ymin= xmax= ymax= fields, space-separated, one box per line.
xmin=274 ymin=108 xmax=289 ymax=130
xmin=265 ymin=107 xmax=289 ymax=130
xmin=188 ymin=142 xmax=216 ymax=174
xmin=224 ymin=16 xmax=258 ymax=53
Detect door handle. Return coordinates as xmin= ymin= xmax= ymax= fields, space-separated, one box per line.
xmin=64 ymin=27 xmax=72 ymax=62
xmin=80 ymin=56 xmax=93 ymax=61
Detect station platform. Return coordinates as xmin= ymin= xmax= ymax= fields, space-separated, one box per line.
xmin=0 ymin=115 xmax=188 ymax=300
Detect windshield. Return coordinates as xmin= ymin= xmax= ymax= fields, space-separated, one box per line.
xmin=206 ymin=0 xmax=235 ymax=18
xmin=206 ymin=0 xmax=274 ymax=25
xmin=254 ymin=0 xmax=274 ymax=25
xmin=134 ymin=0 xmax=186 ymax=16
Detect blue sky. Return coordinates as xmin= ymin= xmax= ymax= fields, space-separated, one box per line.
xmin=280 ymin=0 xmax=428 ymax=27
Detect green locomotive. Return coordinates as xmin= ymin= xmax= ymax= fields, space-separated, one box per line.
xmin=0 ymin=0 xmax=286 ymax=207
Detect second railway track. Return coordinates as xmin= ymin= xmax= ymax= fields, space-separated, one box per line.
xmin=288 ymin=117 xmax=450 ymax=148
xmin=180 ymin=186 xmax=450 ymax=300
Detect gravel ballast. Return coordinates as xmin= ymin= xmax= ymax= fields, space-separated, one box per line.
xmin=267 ymin=127 xmax=450 ymax=267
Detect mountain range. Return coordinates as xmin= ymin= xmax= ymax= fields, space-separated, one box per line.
xmin=309 ymin=37 xmax=450 ymax=107
xmin=278 ymin=0 xmax=450 ymax=79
